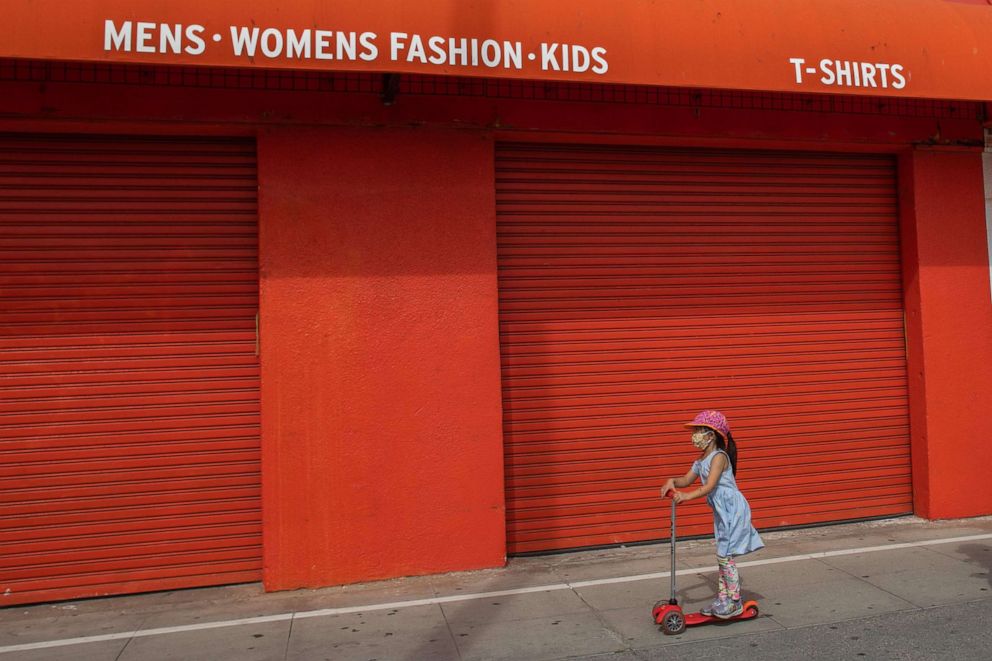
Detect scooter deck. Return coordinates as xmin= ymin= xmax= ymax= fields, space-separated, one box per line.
xmin=684 ymin=599 xmax=760 ymax=626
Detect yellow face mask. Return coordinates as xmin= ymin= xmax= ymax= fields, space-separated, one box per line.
xmin=691 ymin=428 xmax=715 ymax=450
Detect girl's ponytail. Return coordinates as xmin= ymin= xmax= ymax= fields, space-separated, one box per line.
xmin=724 ymin=431 xmax=739 ymax=476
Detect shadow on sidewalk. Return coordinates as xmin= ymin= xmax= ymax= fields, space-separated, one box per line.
xmin=956 ymin=543 xmax=992 ymax=592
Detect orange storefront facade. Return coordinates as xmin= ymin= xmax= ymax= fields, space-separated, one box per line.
xmin=2 ymin=1 xmax=992 ymax=606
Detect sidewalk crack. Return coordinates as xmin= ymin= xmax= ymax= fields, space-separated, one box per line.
xmin=114 ymin=634 xmax=134 ymax=661
xmin=113 ymin=614 xmax=148 ymax=661
xmin=438 ymin=604 xmax=464 ymax=661
xmin=282 ymin=613 xmax=295 ymax=661
xmin=569 ymin=586 xmax=634 ymax=656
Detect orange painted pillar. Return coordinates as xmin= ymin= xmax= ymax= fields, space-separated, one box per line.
xmin=900 ymin=148 xmax=992 ymax=519
xmin=257 ymin=127 xmax=506 ymax=590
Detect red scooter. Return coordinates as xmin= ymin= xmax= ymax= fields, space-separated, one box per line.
xmin=651 ymin=498 xmax=759 ymax=635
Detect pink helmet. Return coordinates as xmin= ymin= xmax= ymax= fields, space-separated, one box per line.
xmin=684 ymin=410 xmax=730 ymax=439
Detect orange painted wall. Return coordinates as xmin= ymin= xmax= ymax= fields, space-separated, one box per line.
xmin=257 ymin=127 xmax=506 ymax=589
xmin=2 ymin=68 xmax=991 ymax=589
xmin=901 ymin=149 xmax=992 ymax=519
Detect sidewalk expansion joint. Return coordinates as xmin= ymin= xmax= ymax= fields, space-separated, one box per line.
xmin=567 ymin=583 xmax=633 ymax=656
xmin=438 ymin=603 xmax=465 ymax=661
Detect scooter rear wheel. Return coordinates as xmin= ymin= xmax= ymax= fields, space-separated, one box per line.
xmin=661 ymin=610 xmax=686 ymax=635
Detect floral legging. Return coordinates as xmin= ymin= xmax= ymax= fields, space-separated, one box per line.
xmin=717 ymin=556 xmax=741 ymax=601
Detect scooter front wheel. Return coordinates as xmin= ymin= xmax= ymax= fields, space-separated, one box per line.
xmin=660 ymin=610 xmax=686 ymax=635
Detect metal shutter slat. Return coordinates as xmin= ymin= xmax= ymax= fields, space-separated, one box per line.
xmin=0 ymin=133 xmax=261 ymax=606
xmin=497 ymin=143 xmax=912 ymax=554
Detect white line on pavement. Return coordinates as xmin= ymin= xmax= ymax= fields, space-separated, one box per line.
xmin=3 ymin=532 xmax=991 ymax=654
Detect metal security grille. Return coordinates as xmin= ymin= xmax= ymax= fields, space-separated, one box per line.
xmin=0 ymin=134 xmax=261 ymax=605
xmin=496 ymin=142 xmax=912 ymax=554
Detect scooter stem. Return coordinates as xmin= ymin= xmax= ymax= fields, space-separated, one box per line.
xmin=670 ymin=498 xmax=677 ymax=604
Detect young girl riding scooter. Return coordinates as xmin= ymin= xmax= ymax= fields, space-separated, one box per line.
xmin=660 ymin=410 xmax=763 ymax=619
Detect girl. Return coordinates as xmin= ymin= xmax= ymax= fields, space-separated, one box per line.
xmin=660 ymin=410 xmax=763 ymax=619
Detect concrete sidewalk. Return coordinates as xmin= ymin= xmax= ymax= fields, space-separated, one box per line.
xmin=3 ymin=515 xmax=992 ymax=661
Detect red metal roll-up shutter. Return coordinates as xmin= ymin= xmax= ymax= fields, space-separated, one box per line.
xmin=0 ymin=134 xmax=261 ymax=606
xmin=497 ymin=142 xmax=911 ymax=554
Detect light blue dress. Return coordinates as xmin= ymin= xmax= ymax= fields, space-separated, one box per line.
xmin=691 ymin=449 xmax=764 ymax=558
